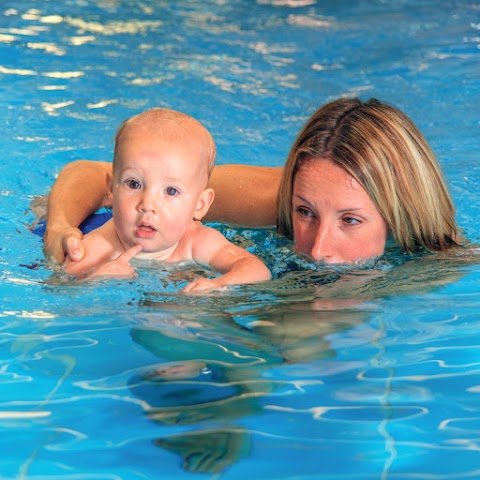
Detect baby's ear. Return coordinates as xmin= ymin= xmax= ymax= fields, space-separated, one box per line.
xmin=105 ymin=170 xmax=113 ymax=206
xmin=194 ymin=188 xmax=215 ymax=221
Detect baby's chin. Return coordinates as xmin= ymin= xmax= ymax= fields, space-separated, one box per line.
xmin=130 ymin=241 xmax=178 ymax=262
xmin=134 ymin=249 xmax=168 ymax=261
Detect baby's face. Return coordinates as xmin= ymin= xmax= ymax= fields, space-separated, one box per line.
xmin=111 ymin=127 xmax=210 ymax=257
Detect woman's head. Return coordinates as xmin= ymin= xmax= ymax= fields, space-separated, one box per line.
xmin=277 ymin=98 xmax=458 ymax=264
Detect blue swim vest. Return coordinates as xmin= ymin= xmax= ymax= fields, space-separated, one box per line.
xmin=32 ymin=210 xmax=112 ymax=237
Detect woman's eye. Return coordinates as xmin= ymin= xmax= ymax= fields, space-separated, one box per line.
xmin=343 ymin=216 xmax=361 ymax=225
xmin=125 ymin=179 xmax=141 ymax=190
xmin=296 ymin=206 xmax=314 ymax=218
xmin=166 ymin=187 xmax=179 ymax=196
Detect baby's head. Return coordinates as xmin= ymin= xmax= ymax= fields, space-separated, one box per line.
xmin=109 ymin=109 xmax=217 ymax=255
xmin=113 ymin=108 xmax=216 ymax=186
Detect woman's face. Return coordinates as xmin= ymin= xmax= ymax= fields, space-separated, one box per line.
xmin=292 ymin=158 xmax=388 ymax=265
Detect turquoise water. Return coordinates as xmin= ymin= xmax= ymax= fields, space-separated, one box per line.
xmin=1 ymin=1 xmax=480 ymax=478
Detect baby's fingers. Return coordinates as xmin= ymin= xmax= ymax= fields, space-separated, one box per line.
xmin=183 ymin=278 xmax=224 ymax=294
xmin=119 ymin=244 xmax=142 ymax=263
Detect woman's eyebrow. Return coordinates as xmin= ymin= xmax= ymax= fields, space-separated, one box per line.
xmin=294 ymin=194 xmax=312 ymax=204
xmin=337 ymin=208 xmax=364 ymax=213
xmin=294 ymin=194 xmax=365 ymax=213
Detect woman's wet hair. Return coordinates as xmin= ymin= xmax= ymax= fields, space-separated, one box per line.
xmin=277 ymin=97 xmax=459 ymax=253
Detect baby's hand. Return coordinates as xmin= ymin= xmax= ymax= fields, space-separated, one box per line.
xmin=85 ymin=245 xmax=142 ymax=280
xmin=182 ymin=277 xmax=227 ymax=294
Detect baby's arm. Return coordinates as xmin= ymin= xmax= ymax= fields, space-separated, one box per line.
xmin=74 ymin=245 xmax=142 ymax=280
xmin=63 ymin=220 xmax=114 ymax=278
xmin=63 ymin=219 xmax=139 ymax=280
xmin=184 ymin=225 xmax=271 ymax=293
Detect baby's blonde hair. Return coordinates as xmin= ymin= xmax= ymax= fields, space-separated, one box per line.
xmin=277 ymin=98 xmax=459 ymax=253
xmin=113 ymin=108 xmax=216 ymax=180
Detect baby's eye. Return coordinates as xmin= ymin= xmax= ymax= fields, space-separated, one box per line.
xmin=166 ymin=187 xmax=179 ymax=196
xmin=125 ymin=179 xmax=141 ymax=190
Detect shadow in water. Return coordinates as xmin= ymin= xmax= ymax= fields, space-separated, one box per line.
xmin=129 ymin=251 xmax=478 ymax=473
xmin=129 ymin=300 xmax=366 ymax=474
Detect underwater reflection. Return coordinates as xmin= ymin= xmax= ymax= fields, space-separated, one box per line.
xmin=129 ymin=300 xmax=366 ymax=473
xmin=154 ymin=428 xmax=249 ymax=474
xmin=129 ymin=251 xmax=477 ymax=473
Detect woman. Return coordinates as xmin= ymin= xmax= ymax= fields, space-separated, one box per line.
xmin=44 ymin=97 xmax=460 ymax=265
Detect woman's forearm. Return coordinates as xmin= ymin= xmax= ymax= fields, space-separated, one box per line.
xmin=43 ymin=161 xmax=281 ymax=263
xmin=46 ymin=160 xmax=113 ymax=229
xmin=44 ymin=160 xmax=113 ymax=263
xmin=46 ymin=162 xmax=282 ymax=229
xmin=205 ymin=164 xmax=282 ymax=227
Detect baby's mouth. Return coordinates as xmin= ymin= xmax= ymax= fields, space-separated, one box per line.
xmin=136 ymin=224 xmax=157 ymax=238
xmin=138 ymin=224 xmax=156 ymax=232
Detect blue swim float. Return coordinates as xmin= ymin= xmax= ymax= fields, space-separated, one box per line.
xmin=32 ymin=210 xmax=112 ymax=237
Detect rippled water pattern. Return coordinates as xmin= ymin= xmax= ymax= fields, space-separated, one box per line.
xmin=1 ymin=1 xmax=480 ymax=478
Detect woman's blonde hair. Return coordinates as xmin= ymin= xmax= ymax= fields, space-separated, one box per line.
xmin=277 ymin=98 xmax=459 ymax=253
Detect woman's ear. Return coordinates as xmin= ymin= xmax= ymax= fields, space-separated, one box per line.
xmin=194 ymin=188 xmax=215 ymax=221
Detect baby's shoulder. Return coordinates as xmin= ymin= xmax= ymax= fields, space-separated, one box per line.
xmin=177 ymin=221 xmax=228 ymax=257
xmin=81 ymin=219 xmax=123 ymax=259
xmin=84 ymin=218 xmax=116 ymax=243
xmin=189 ymin=221 xmax=226 ymax=242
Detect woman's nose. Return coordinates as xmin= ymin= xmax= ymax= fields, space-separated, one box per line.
xmin=309 ymin=224 xmax=335 ymax=262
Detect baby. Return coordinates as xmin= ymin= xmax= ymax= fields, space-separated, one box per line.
xmin=64 ymin=108 xmax=271 ymax=292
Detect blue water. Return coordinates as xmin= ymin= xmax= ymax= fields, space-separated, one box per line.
xmin=1 ymin=1 xmax=480 ymax=478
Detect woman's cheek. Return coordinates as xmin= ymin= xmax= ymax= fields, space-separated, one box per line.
xmin=292 ymin=222 xmax=311 ymax=254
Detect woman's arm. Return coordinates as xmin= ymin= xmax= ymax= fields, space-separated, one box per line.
xmin=43 ymin=161 xmax=283 ymax=263
xmin=44 ymin=160 xmax=113 ymax=263
xmin=205 ymin=164 xmax=282 ymax=227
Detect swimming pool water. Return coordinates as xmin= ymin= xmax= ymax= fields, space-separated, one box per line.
xmin=1 ymin=0 xmax=480 ymax=478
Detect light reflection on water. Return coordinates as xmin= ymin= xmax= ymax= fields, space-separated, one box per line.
xmin=0 ymin=0 xmax=480 ymax=478
xmin=2 ymin=242 xmax=479 ymax=477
